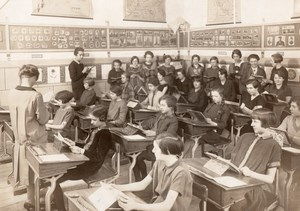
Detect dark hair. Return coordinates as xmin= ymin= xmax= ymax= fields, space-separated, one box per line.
xmin=273 ymin=70 xmax=287 ymax=79
xmin=74 ymin=47 xmax=84 ymax=56
xmin=156 ymin=132 xmax=183 ymax=157
xmin=164 ymin=55 xmax=172 ymax=62
xmin=247 ymin=54 xmax=260 ymax=61
xmin=218 ymin=68 xmax=228 ymax=78
xmin=176 ymin=69 xmax=186 ymax=76
xmin=211 ymin=87 xmax=225 ymax=99
xmin=246 ymin=79 xmax=260 ymax=89
xmin=110 ymin=85 xmax=123 ymax=96
xmin=210 ymin=56 xmax=219 ymax=63
xmin=55 ymin=90 xmax=74 ymax=104
xmin=159 ymin=95 xmax=177 ymax=110
xmin=158 ymin=68 xmax=166 ymax=77
xmin=89 ymin=105 xmax=107 ymax=121
xmin=251 ymin=108 xmax=277 ymax=128
xmin=231 ymin=49 xmax=242 ymax=59
xmin=144 ymin=51 xmax=154 ymax=58
xmin=191 ymin=54 xmax=200 ymax=63
xmin=192 ymin=76 xmax=202 ymax=83
xmin=113 ymin=59 xmax=122 ymax=66
xmin=148 ymin=77 xmax=159 ymax=86
xmin=121 ymin=72 xmax=130 ymax=80
xmin=291 ymin=96 xmax=300 ymax=108
xmin=84 ymin=77 xmax=95 ymax=87
xmin=19 ymin=64 xmax=40 ymax=80
xmin=131 ymin=56 xmax=140 ymax=64
xmin=272 ymin=53 xmax=283 ymax=63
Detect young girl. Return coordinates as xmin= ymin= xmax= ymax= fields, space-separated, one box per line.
xmin=110 ymin=133 xmax=193 ymax=211
xmin=188 ymin=77 xmax=208 ymax=112
xmin=46 ymin=90 xmax=75 ymax=139
xmin=106 ymin=86 xmax=128 ymax=127
xmin=213 ymin=68 xmax=236 ymax=101
xmin=187 ymin=54 xmax=204 ymax=80
xmin=134 ymin=95 xmax=178 ymax=181
xmin=142 ymin=51 xmax=157 ymax=84
xmin=108 ymin=59 xmax=124 ymax=86
xmin=204 ymin=56 xmax=220 ymax=89
xmin=230 ymin=108 xmax=281 ymax=211
xmin=175 ymin=69 xmax=192 ymax=97
xmin=141 ymin=77 xmax=161 ymax=111
xmin=121 ymin=72 xmax=135 ymax=102
xmin=247 ymin=54 xmax=266 ymax=93
xmin=158 ymin=55 xmax=175 ymax=86
xmin=70 ymin=77 xmax=96 ymax=109
xmin=270 ymin=53 xmax=288 ymax=86
xmin=157 ymin=69 xmax=169 ymax=96
xmin=126 ymin=56 xmax=145 ymax=94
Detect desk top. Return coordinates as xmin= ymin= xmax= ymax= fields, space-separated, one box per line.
xmin=177 ymin=117 xmax=217 ymax=128
xmin=0 ymin=106 xmax=10 ymax=114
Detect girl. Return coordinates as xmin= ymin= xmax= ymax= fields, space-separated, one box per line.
xmin=158 ymin=55 xmax=175 ymax=86
xmin=9 ymin=64 xmax=50 ymax=211
xmin=134 ymin=95 xmax=178 ymax=181
xmin=175 ymin=69 xmax=192 ymax=97
xmin=270 ymin=53 xmax=288 ymax=86
xmin=70 ymin=77 xmax=96 ymax=108
xmin=141 ymin=77 xmax=161 ymax=111
xmin=187 ymin=54 xmax=204 ymax=80
xmin=141 ymin=51 xmax=157 ymax=84
xmin=121 ymin=72 xmax=135 ymax=102
xmin=213 ymin=68 xmax=236 ymax=101
xmin=111 ymin=133 xmax=193 ymax=211
xmin=126 ymin=56 xmax=145 ymax=94
xmin=204 ymin=56 xmax=220 ymax=89
xmin=108 ymin=59 xmax=124 ymax=86
xmin=46 ymin=90 xmax=75 ymax=139
xmin=187 ymin=77 xmax=208 ymax=112
xmin=230 ymin=108 xmax=281 ymax=211
xmin=157 ymin=69 xmax=169 ymax=96
xmin=247 ymin=54 xmax=266 ymax=93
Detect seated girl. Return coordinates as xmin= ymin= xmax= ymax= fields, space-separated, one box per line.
xmin=133 ymin=95 xmax=178 ymax=181
xmin=187 ymin=54 xmax=204 ymax=80
xmin=158 ymin=55 xmax=175 ymax=86
xmin=213 ymin=68 xmax=236 ymax=101
xmin=52 ymin=106 xmax=113 ymax=211
xmin=109 ymin=132 xmax=193 ymax=211
xmin=142 ymin=51 xmax=157 ymax=84
xmin=46 ymin=90 xmax=75 ymax=138
xmin=204 ymin=56 xmax=220 ymax=89
xmin=121 ymin=72 xmax=135 ymax=102
xmin=141 ymin=77 xmax=161 ymax=111
xmin=230 ymin=108 xmax=281 ymax=211
xmin=106 ymin=86 xmax=128 ymax=127
xmin=70 ymin=77 xmax=96 ymax=109
xmin=108 ymin=59 xmax=124 ymax=86
xmin=157 ymin=69 xmax=169 ymax=96
xmin=175 ymin=69 xmax=193 ymax=97
xmin=126 ymin=56 xmax=145 ymax=94
xmin=187 ymin=76 xmax=208 ymax=112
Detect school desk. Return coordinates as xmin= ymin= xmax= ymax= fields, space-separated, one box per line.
xmin=281 ymin=147 xmax=300 ymax=211
xmin=129 ymin=109 xmax=158 ymax=123
xmin=75 ymin=112 xmax=95 ymax=131
xmin=25 ymin=143 xmax=89 ymax=211
xmin=230 ymin=112 xmax=251 ymax=145
xmin=65 ymin=187 xmax=145 ymax=211
xmin=0 ymin=106 xmax=10 ymax=122
xmin=110 ymin=129 xmax=154 ymax=183
xmin=184 ymin=158 xmax=264 ymax=211
xmin=178 ymin=117 xmax=217 ymax=158
xmin=0 ymin=120 xmax=13 ymax=163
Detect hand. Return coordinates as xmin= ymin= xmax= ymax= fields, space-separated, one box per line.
xmin=70 ymin=102 xmax=76 ymax=106
xmin=82 ymin=67 xmax=89 ymax=74
xmin=118 ymin=195 xmax=138 ymax=211
xmin=240 ymin=166 xmax=253 ymax=177
xmin=144 ymin=130 xmax=156 ymax=137
xmin=70 ymin=146 xmax=83 ymax=154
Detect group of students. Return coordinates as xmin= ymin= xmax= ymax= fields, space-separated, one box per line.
xmin=8 ymin=46 xmax=300 ymax=211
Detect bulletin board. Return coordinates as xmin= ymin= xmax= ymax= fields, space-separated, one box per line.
xmin=264 ymin=23 xmax=300 ymax=48
xmin=190 ymin=25 xmax=262 ymax=48
xmin=0 ymin=25 xmax=6 ymax=50
xmin=109 ymin=29 xmax=177 ymax=48
xmin=9 ymin=25 xmax=107 ymax=50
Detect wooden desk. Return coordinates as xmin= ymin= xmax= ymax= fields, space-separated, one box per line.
xmin=25 ymin=143 xmax=89 ymax=211
xmin=0 ymin=106 xmax=10 ymax=122
xmin=230 ymin=112 xmax=251 ymax=145
xmin=130 ymin=109 xmax=158 ymax=123
xmin=184 ymin=158 xmax=264 ymax=211
xmin=75 ymin=113 xmax=95 ymax=131
xmin=110 ymin=129 xmax=154 ymax=182
xmin=178 ymin=117 xmax=217 ymax=158
xmin=281 ymin=148 xmax=300 ymax=211
xmin=0 ymin=121 xmax=13 ymax=163
xmin=266 ymin=102 xmax=288 ymax=126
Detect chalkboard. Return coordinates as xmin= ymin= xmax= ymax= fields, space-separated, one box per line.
xmin=190 ymin=26 xmax=262 ymax=48
xmin=0 ymin=25 xmax=6 ymax=50
xmin=109 ymin=29 xmax=177 ymax=48
xmin=9 ymin=25 xmax=107 ymax=50
xmin=264 ymin=23 xmax=300 ymax=48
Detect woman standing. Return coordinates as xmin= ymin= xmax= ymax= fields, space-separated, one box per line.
xmin=9 ymin=64 xmax=50 ymax=210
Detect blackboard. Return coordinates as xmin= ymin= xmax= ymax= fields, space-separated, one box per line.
xmin=9 ymin=25 xmax=107 ymax=50
xmin=109 ymin=29 xmax=177 ymax=48
xmin=190 ymin=25 xmax=262 ymax=48
xmin=264 ymin=23 xmax=300 ymax=48
xmin=0 ymin=25 xmax=6 ymax=50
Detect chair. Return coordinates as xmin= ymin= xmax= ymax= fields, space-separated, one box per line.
xmin=264 ymin=169 xmax=279 ymax=211
xmin=192 ymin=183 xmax=208 ymax=211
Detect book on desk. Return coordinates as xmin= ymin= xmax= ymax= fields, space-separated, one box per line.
xmin=262 ymin=93 xmax=279 ymax=103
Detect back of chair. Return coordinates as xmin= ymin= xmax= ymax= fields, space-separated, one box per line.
xmin=193 ymin=183 xmax=208 ymax=211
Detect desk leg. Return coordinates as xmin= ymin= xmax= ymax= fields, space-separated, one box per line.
xmin=285 ymin=170 xmax=295 ymax=211
xmin=191 ymin=136 xmax=201 ymax=158
xmin=44 ymin=174 xmax=63 ymax=211
xmin=0 ymin=129 xmax=12 ymax=162
xmin=234 ymin=126 xmax=243 ymax=144
xmin=126 ymin=152 xmax=142 ymax=183
xmin=34 ymin=175 xmax=40 ymax=211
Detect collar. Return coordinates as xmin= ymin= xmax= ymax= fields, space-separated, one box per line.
xmin=160 ymin=112 xmax=174 ymax=119
xmin=163 ymin=159 xmax=180 ymax=171
xmin=73 ymin=59 xmax=81 ymax=64
xmin=16 ymin=86 xmax=36 ymax=91
xmin=257 ymin=132 xmax=272 ymax=139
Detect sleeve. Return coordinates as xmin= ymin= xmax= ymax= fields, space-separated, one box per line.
xmin=270 ymin=69 xmax=275 ymax=82
xmin=267 ymin=142 xmax=282 ymax=168
xmin=35 ymin=93 xmax=50 ymax=125
xmin=78 ymin=90 xmax=96 ymax=107
xmin=197 ymin=90 xmax=208 ymax=112
xmin=169 ymin=169 xmax=191 ymax=196
xmin=256 ymin=96 xmax=266 ymax=107
xmin=107 ymin=69 xmax=114 ymax=85
xmin=217 ymin=106 xmax=230 ymax=130
xmin=62 ymin=109 xmax=75 ymax=127
xmin=277 ymin=116 xmax=289 ymax=131
xmin=69 ymin=62 xmax=85 ymax=82
xmin=240 ymin=63 xmax=251 ymax=86
xmin=285 ymin=86 xmax=293 ymax=97
xmin=166 ymin=117 xmax=178 ymax=135
xmin=141 ymin=114 xmax=159 ymax=130
xmin=261 ymin=68 xmax=267 ymax=78
xmin=114 ymin=101 xmax=128 ymax=126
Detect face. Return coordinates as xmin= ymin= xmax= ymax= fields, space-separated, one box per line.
xmin=290 ymin=102 xmax=300 ymax=117
xmin=90 ymin=115 xmax=102 ymax=127
xmin=148 ymin=83 xmax=156 ymax=92
xmin=109 ymin=91 xmax=117 ymax=100
xmin=274 ymin=74 xmax=284 ymax=85
xmin=145 ymin=54 xmax=153 ymax=63
xmin=121 ymin=74 xmax=127 ymax=83
xmin=165 ymin=57 xmax=171 ymax=65
xmin=211 ymin=91 xmax=222 ymax=104
xmin=210 ymin=59 xmax=218 ymax=68
xmin=132 ymin=58 xmax=138 ymax=66
xmin=192 ymin=57 xmax=199 ymax=65
xmin=193 ymin=80 xmax=201 ymax=89
xmin=246 ymin=83 xmax=258 ymax=96
xmin=251 ymin=119 xmax=264 ymax=134
xmin=218 ymin=72 xmax=226 ymax=80
xmin=114 ymin=62 xmax=121 ymax=70
xmin=232 ymin=54 xmax=241 ymax=63
xmin=75 ymin=51 xmax=84 ymax=62
xmin=157 ymin=72 xmax=163 ymax=81
xmin=249 ymin=58 xmax=258 ymax=68
xmin=159 ymin=100 xmax=171 ymax=114
xmin=152 ymin=140 xmax=163 ymax=160
xmin=177 ymin=72 xmax=184 ymax=80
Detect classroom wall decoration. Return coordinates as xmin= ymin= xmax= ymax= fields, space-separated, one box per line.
xmin=9 ymin=25 xmax=107 ymax=50
xmin=123 ymin=0 xmax=166 ymax=23
xmin=32 ymin=0 xmax=93 ymax=19
xmin=190 ymin=26 xmax=261 ymax=48
xmin=0 ymin=25 xmax=6 ymax=50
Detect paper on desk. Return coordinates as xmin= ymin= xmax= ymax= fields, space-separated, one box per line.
xmin=213 ymin=176 xmax=246 ymax=188
xmin=282 ymin=147 xmax=300 ymax=154
xmin=88 ymin=186 xmax=119 ymax=211
xmin=123 ymin=134 xmax=146 ymax=141
xmin=39 ymin=154 xmax=69 ymax=162
xmin=204 ymin=159 xmax=229 ymax=176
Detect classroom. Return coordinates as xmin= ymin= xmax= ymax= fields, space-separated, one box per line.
xmin=0 ymin=0 xmax=300 ymax=210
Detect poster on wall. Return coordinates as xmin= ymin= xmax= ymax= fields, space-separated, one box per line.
xmin=32 ymin=0 xmax=93 ymax=19
xmin=123 ymin=0 xmax=166 ymax=23
xmin=47 ymin=66 xmax=61 ymax=84
xmin=207 ymin=0 xmax=241 ymax=25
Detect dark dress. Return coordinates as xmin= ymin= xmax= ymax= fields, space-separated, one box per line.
xmin=69 ymin=60 xmax=88 ymax=100
xmin=108 ymin=68 xmax=124 ymax=86
xmin=159 ymin=65 xmax=176 ymax=86
xmin=187 ymin=88 xmax=208 ymax=112
xmin=213 ymin=79 xmax=236 ymax=101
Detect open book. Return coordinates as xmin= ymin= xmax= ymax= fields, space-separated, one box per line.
xmin=205 ymin=152 xmax=241 ymax=174
xmin=127 ymin=100 xmax=143 ymax=109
